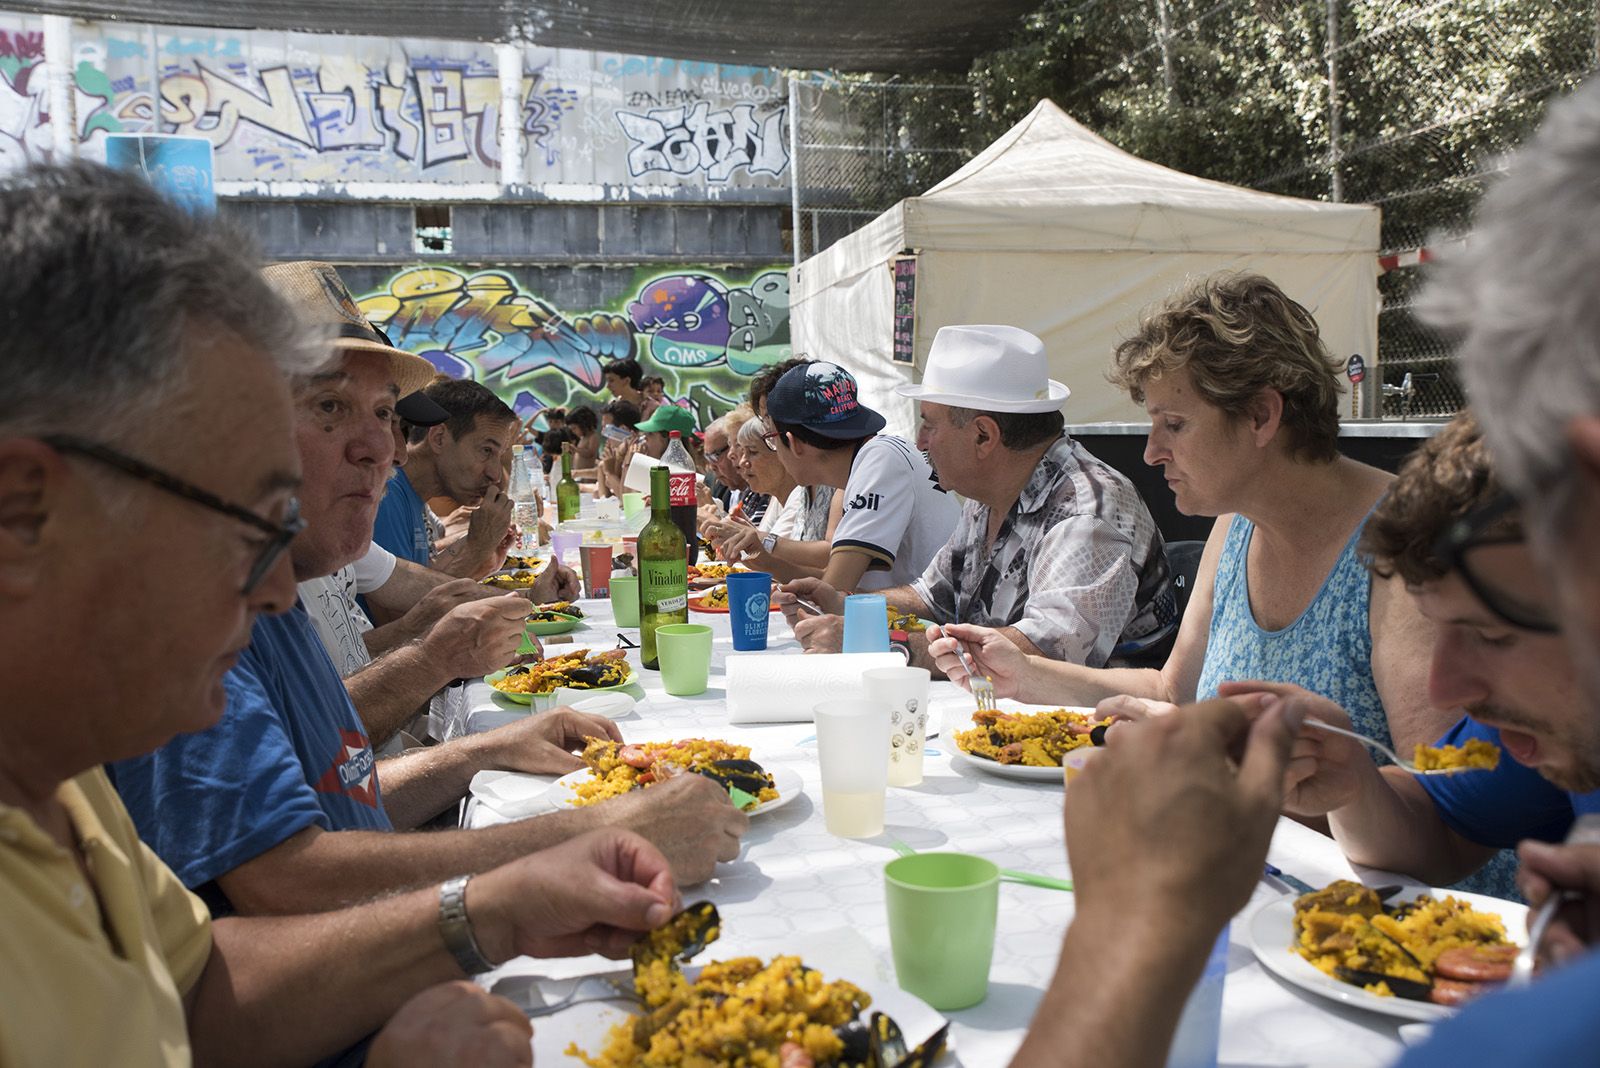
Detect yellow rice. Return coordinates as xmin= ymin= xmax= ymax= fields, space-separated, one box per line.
xmin=571 ymin=738 xmax=779 ymax=808
xmin=567 ymin=955 xmax=868 ymax=1068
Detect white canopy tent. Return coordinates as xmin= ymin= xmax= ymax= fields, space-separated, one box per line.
xmin=790 ymin=100 xmax=1380 ymax=436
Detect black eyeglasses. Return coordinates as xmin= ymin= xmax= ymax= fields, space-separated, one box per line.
xmin=42 ymin=434 xmax=304 ymax=594
xmin=704 ymin=447 xmax=729 ymax=464
xmin=1434 ymin=490 xmax=1558 ymax=633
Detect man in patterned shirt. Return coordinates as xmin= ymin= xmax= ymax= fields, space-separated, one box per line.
xmin=783 ymin=325 xmax=1175 ymax=668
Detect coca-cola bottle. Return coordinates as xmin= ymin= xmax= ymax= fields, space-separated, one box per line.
xmin=660 ymin=430 xmax=698 ymax=564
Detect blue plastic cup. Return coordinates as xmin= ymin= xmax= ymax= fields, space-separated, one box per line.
xmin=841 ymin=593 xmax=890 ymax=653
xmin=726 ymin=571 xmax=773 ymax=651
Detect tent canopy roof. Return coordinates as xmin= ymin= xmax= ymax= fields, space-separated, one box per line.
xmin=795 ymin=100 xmax=1379 ymax=300
xmin=16 ymin=0 xmax=1037 ymax=70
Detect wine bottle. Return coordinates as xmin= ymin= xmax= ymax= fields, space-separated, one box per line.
xmin=556 ymin=443 xmax=581 ymax=523
xmin=639 ymin=465 xmax=689 ymax=670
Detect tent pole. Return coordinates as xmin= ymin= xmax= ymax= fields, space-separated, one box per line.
xmin=789 ymin=73 xmax=802 ymax=265
xmin=1326 ymin=0 xmax=1344 ymax=203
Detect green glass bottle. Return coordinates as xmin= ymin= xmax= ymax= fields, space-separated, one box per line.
xmin=556 ymin=444 xmax=581 ymax=524
xmin=639 ymin=465 xmax=689 ymax=670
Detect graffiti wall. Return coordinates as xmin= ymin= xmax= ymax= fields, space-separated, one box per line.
xmin=0 ymin=12 xmax=791 ymax=192
xmin=352 ymin=264 xmax=791 ymax=426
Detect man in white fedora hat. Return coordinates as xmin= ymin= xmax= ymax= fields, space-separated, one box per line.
xmin=781 ymin=324 xmax=1175 ymax=669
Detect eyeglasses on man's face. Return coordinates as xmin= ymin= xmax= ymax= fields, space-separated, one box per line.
xmin=704 ymin=446 xmax=729 ymax=464
xmin=1434 ymin=489 xmax=1558 ymax=633
xmin=42 ymin=434 xmax=303 ymax=595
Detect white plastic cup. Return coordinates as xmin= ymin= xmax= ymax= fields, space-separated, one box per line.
xmin=862 ymin=666 xmax=930 ymax=787
xmin=813 ymin=698 xmax=891 ymax=838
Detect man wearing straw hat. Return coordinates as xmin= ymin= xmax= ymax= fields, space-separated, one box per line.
xmin=780 ymin=324 xmax=1173 ymax=669
xmin=110 ymin=262 xmax=747 ymax=927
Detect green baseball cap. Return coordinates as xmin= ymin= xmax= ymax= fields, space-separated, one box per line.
xmin=635 ymin=404 xmax=697 ymax=434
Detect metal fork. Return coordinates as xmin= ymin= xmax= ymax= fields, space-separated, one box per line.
xmin=1304 ymin=718 xmax=1484 ymax=776
xmin=949 ymin=639 xmax=997 ymax=713
xmin=491 ymin=973 xmax=643 ymax=1018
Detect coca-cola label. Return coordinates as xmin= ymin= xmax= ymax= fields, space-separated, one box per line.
xmin=668 ymin=471 xmax=695 ymax=506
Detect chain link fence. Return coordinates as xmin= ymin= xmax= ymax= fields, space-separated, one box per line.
xmin=792 ymin=0 xmax=1600 ymax=419
xmin=789 ymin=78 xmax=976 ymax=260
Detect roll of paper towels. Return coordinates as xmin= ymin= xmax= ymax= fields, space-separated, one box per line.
xmin=727 ymin=652 xmax=905 ymax=723
xmin=623 ymin=453 xmax=701 ymax=495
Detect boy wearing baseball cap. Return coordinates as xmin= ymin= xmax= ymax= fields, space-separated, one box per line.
xmin=765 ymin=362 xmax=959 ymax=591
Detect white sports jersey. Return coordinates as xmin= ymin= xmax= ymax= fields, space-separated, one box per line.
xmin=832 ymin=435 xmax=960 ymax=590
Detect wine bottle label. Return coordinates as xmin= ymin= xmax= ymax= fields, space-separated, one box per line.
xmin=640 ymin=557 xmax=688 ymax=607
xmin=668 ymin=471 xmax=695 ymax=506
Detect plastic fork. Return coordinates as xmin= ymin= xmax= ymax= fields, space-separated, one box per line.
xmin=493 ymin=973 xmax=643 ymax=1018
xmin=1304 ymin=718 xmax=1485 ymax=776
xmin=1509 ymin=813 xmax=1600 ymax=985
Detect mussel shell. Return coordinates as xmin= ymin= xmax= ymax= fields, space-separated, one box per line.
xmin=506 ymin=665 xmax=531 ymax=676
xmin=842 ymin=1011 xmax=946 ymax=1068
xmin=1334 ymin=967 xmax=1433 ymax=1002
xmin=630 ymin=901 xmax=720 ymax=975
xmin=695 ymin=759 xmax=772 ymax=796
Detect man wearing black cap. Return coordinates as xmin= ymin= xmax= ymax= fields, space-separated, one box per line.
xmin=765 ymin=361 xmax=958 ymax=592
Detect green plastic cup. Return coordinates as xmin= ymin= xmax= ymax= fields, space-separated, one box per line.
xmin=655 ymin=623 xmax=712 ymax=696
xmin=884 ymin=852 xmax=1000 ymax=1010
xmin=610 ymin=575 xmax=640 ymax=627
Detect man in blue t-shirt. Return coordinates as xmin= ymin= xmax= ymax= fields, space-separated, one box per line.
xmin=371 ymin=378 xmax=518 ymax=579
xmin=112 ymin=266 xmax=748 ymax=920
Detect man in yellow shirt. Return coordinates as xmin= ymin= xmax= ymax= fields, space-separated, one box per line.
xmin=0 ymin=163 xmax=679 ymax=1066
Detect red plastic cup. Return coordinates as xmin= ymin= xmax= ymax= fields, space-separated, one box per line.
xmin=580 ymin=544 xmax=613 ymax=598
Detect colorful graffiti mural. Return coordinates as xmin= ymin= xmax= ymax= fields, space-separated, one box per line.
xmin=0 ymin=20 xmax=128 ymax=168
xmin=356 ymin=265 xmax=791 ymax=425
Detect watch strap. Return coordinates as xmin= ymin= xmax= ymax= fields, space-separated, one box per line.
xmin=438 ymin=875 xmax=495 ymax=975
xmin=760 ymin=531 xmax=778 ymax=554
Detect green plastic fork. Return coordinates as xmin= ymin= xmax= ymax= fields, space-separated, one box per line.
xmin=888 ymin=838 xmax=1073 ymax=892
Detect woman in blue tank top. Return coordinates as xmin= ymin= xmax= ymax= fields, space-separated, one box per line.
xmin=929 ymin=274 xmax=1516 ymax=896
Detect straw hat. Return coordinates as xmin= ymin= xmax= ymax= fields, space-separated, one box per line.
xmin=261 ymin=261 xmax=438 ymax=397
xmin=895 ymin=325 xmax=1070 ymax=413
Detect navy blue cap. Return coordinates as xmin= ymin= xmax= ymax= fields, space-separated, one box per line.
xmin=765 ymin=362 xmax=886 ymax=439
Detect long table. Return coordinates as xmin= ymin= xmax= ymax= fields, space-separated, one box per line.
xmin=454 ymin=596 xmax=1423 ymax=1067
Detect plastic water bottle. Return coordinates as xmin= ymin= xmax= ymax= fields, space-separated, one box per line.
xmin=509 ymin=446 xmax=539 ymax=551
xmin=1164 ymin=924 xmax=1227 ymax=1068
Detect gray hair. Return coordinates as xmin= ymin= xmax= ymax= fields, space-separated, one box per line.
xmin=736 ymin=414 xmax=770 ymax=450
xmin=1421 ymin=77 xmax=1600 ymax=506
xmin=0 ymin=161 xmax=320 ymax=447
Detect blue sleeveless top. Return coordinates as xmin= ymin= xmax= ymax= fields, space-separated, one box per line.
xmin=1196 ymin=513 xmax=1522 ymax=900
xmin=1197 ymin=513 xmax=1389 ymax=746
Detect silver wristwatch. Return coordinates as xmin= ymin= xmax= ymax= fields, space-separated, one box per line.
xmin=438 ymin=875 xmax=495 ymax=975
xmin=760 ymin=531 xmax=778 ymax=554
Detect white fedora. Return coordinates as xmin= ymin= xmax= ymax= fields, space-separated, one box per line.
xmin=894 ymin=325 xmax=1070 ymax=413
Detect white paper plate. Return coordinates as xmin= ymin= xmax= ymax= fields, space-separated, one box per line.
xmin=1248 ymin=886 xmax=1527 ymax=1022
xmin=527 ymin=964 xmax=949 ymax=1065
xmin=549 ymin=763 xmax=802 ymax=815
xmin=949 ymin=747 xmax=1069 ymax=783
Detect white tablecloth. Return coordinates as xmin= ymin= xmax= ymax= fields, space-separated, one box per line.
xmin=459 ymin=597 xmax=1420 ymax=1067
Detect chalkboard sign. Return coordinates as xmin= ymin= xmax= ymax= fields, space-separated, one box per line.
xmin=891 ymin=254 xmax=917 ymax=364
